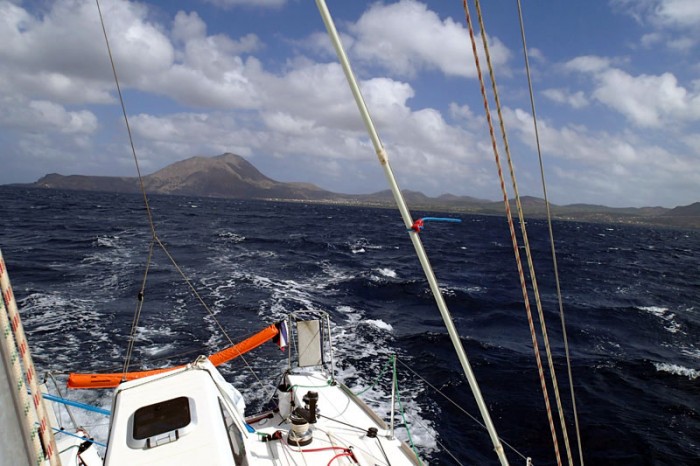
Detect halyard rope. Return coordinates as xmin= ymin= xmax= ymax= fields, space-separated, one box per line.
xmin=471 ymin=0 xmax=574 ymax=463
xmin=461 ymin=1 xmax=570 ymax=465
xmin=94 ymin=0 xmax=269 ymax=397
xmin=515 ymin=1 xmax=584 ymax=464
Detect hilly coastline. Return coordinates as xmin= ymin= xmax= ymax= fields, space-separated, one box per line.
xmin=22 ymin=153 xmax=700 ymax=230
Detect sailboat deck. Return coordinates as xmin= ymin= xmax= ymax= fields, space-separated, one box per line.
xmin=246 ymin=371 xmax=420 ymax=465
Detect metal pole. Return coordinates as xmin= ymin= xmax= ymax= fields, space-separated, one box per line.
xmin=314 ymin=2 xmax=509 ymax=464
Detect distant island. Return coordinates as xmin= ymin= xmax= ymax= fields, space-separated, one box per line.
xmin=15 ymin=152 xmax=700 ymax=230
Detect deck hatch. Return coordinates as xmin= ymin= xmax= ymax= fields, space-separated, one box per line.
xmin=133 ymin=396 xmax=191 ymax=440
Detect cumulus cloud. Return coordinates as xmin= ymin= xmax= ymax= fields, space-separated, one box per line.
xmin=542 ymin=89 xmax=588 ymax=109
xmin=613 ymin=0 xmax=700 ymax=29
xmin=502 ymin=107 xmax=700 ymax=207
xmin=613 ymin=0 xmax=700 ymax=50
xmin=652 ymin=0 xmax=700 ymax=29
xmin=348 ymin=0 xmax=510 ymax=78
xmin=0 ymin=0 xmax=268 ymax=110
xmin=0 ymin=95 xmax=97 ymax=134
xmin=564 ymin=55 xmax=700 ymax=127
xmin=203 ymin=0 xmax=286 ymax=9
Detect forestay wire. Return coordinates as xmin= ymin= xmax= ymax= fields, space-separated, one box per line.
xmin=94 ymin=0 xmax=268 ymax=395
xmin=461 ymin=1 xmax=575 ymax=465
xmin=394 ymin=357 xmax=531 ymax=463
xmin=514 ymin=1 xmax=585 ymax=464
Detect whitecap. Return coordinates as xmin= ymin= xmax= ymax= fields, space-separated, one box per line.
xmin=363 ymin=319 xmax=393 ymax=332
xmin=95 ymin=235 xmax=120 ymax=248
xmin=140 ymin=343 xmax=177 ymax=358
xmin=653 ymin=362 xmax=698 ymax=380
xmin=638 ymin=306 xmax=681 ymax=334
xmin=375 ymin=268 xmax=397 ymax=279
xmin=218 ymin=232 xmax=246 ymax=243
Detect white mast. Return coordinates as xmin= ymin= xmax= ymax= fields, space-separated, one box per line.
xmin=0 ymin=249 xmax=62 ymax=466
xmin=0 ymin=334 xmax=35 ymax=466
xmin=314 ymin=2 xmax=509 ymax=465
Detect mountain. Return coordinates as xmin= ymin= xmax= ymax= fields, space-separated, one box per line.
xmin=662 ymin=202 xmax=700 ymax=217
xmin=33 ymin=153 xmax=339 ymax=201
xmin=22 ymin=153 xmax=700 ymax=229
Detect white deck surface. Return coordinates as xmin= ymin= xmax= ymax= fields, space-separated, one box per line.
xmin=247 ymin=370 xmax=420 ymax=465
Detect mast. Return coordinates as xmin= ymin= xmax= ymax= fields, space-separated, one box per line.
xmin=314 ymin=2 xmax=509 ymax=465
xmin=1 ymin=249 xmax=62 ymax=466
xmin=0 ymin=311 xmax=35 ymax=466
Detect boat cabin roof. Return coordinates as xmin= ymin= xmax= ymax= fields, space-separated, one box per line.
xmin=104 ymin=362 xmax=247 ymax=466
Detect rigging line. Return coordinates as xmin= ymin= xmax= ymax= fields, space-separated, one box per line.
xmin=316 ymin=414 xmax=367 ymax=433
xmin=460 ymin=2 xmax=563 ymax=465
xmin=471 ymin=0 xmax=573 ymax=464
xmin=43 ymin=371 xmax=83 ymax=430
xmin=393 ymin=370 xmax=422 ymax=465
xmin=122 ymin=239 xmax=155 ymax=378
xmin=45 ymin=371 xmax=79 ymax=430
xmin=514 ymin=1 xmax=584 ymax=465
xmin=95 ymin=0 xmax=155 ymax=240
xmin=140 ymin=234 xmax=272 ymax=396
xmin=395 ymin=358 xmax=529 ymax=462
xmin=94 ymin=0 xmax=271 ymax=401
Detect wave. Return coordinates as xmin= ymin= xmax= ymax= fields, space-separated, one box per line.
xmin=217 ymin=231 xmax=246 ymax=243
xmin=637 ymin=305 xmax=682 ymax=334
xmin=653 ymin=362 xmax=698 ymax=380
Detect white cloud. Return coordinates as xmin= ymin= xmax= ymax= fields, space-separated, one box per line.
xmin=542 ymin=89 xmax=588 ymax=109
xmin=612 ymin=0 xmax=699 ymax=51
xmin=564 ymin=56 xmax=611 ymax=74
xmin=0 ymin=95 xmax=97 ymax=134
xmin=203 ymin=0 xmax=286 ymax=9
xmin=666 ymin=37 xmax=695 ymax=52
xmin=172 ymin=10 xmax=207 ymax=43
xmin=613 ymin=0 xmax=700 ymax=29
xmin=564 ymin=56 xmax=700 ymax=128
xmin=29 ymin=101 xmax=98 ymax=134
xmin=653 ymin=0 xmax=700 ymax=28
xmin=640 ymin=32 xmax=663 ymax=48
xmin=348 ymin=0 xmax=510 ymax=78
xmin=0 ymin=0 xmax=269 ymax=112
xmin=502 ymin=107 xmax=700 ymax=207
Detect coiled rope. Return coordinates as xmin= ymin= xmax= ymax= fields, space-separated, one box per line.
xmin=94 ymin=0 xmax=269 ymax=397
xmin=461 ymin=1 xmax=573 ymax=465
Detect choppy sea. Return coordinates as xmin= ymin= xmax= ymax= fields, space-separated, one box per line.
xmin=0 ymin=185 xmax=698 ymax=465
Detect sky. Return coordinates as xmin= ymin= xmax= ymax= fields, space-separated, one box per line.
xmin=0 ymin=0 xmax=699 ymax=208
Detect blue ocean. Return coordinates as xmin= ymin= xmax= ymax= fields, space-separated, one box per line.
xmin=1 ymin=185 xmax=698 ymax=465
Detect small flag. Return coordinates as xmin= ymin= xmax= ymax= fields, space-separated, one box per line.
xmin=274 ymin=320 xmax=289 ymax=351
